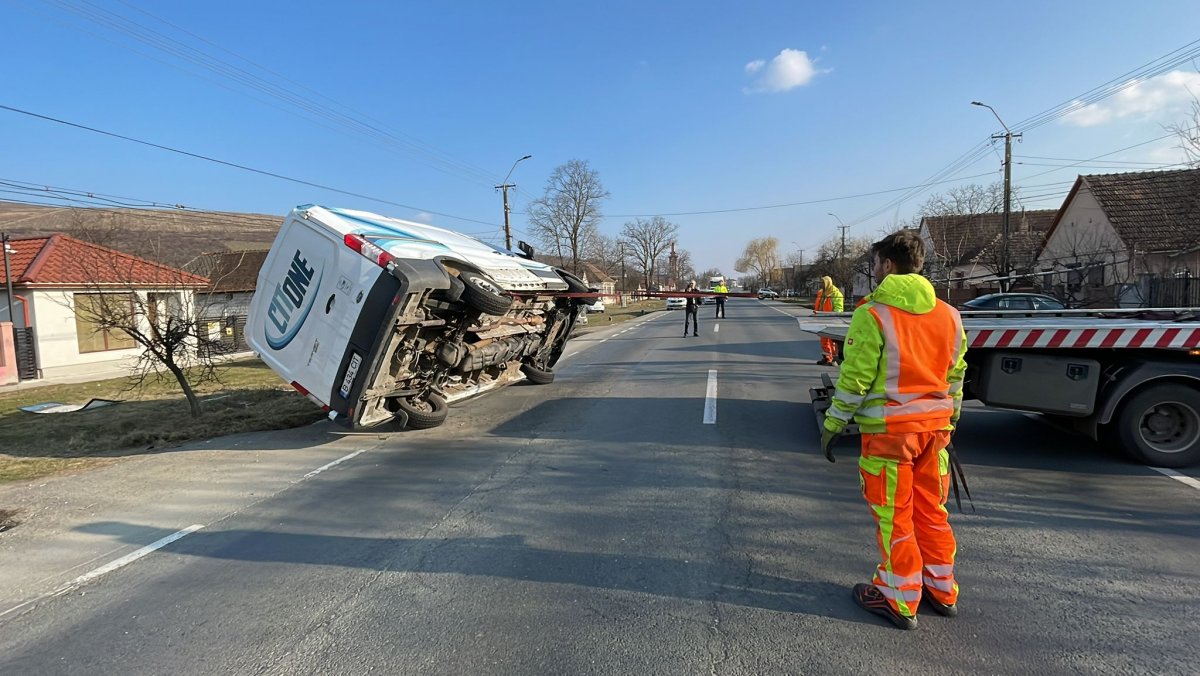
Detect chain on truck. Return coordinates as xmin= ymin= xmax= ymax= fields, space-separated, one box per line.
xmin=807 ymin=307 xmax=1200 ymax=468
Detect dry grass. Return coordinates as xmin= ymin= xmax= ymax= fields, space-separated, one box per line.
xmin=0 ymin=359 xmax=326 ymax=484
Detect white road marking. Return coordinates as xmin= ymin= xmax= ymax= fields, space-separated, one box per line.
xmin=1151 ymin=467 xmax=1200 ymax=491
xmin=704 ymin=369 xmax=718 ymax=424
xmin=302 ymin=450 xmax=365 ymax=480
xmin=714 ymin=323 xmax=720 ymax=333
xmin=565 ymin=351 xmax=579 ymax=359
xmin=0 ymin=524 xmax=207 ymax=619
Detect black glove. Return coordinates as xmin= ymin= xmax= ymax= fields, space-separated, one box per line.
xmin=820 ymin=428 xmax=839 ymax=463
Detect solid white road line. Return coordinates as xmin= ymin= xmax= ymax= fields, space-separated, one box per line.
xmin=1150 ymin=467 xmax=1200 ymax=491
xmin=704 ymin=369 xmax=718 ymax=424
xmin=714 ymin=323 xmax=720 ymax=333
xmin=302 ymin=450 xmax=365 ymax=481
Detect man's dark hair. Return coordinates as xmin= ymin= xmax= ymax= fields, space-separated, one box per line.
xmin=871 ymin=229 xmax=925 ymax=274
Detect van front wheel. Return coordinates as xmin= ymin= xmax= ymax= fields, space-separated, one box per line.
xmin=396 ymin=393 xmax=448 ymax=430
xmin=460 ymin=272 xmax=513 ymax=316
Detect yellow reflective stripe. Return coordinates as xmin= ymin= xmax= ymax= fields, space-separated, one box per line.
xmin=873 ymin=588 xmax=916 ymax=602
xmin=876 ymin=569 xmax=922 ymax=587
xmin=833 ymin=387 xmax=866 ymax=406
xmin=872 ymin=304 xmax=902 ymax=400
xmin=948 ymin=381 xmax=964 ymax=395
xmin=923 ymin=576 xmax=956 ymax=592
xmin=924 ymin=563 xmax=955 ymax=577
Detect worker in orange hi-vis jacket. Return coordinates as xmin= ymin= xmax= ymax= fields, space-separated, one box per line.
xmin=820 ymin=229 xmax=968 ymax=631
xmin=814 ymin=276 xmax=844 ymax=365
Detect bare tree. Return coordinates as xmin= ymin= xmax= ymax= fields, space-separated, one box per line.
xmin=1165 ymin=94 xmax=1200 ymax=167
xmin=917 ymin=182 xmax=1009 ymax=218
xmin=584 ymin=232 xmax=625 ymax=277
xmin=810 ymin=235 xmax=873 ymax=298
xmin=1038 ymin=224 xmax=1128 ymax=307
xmin=527 ymin=159 xmax=609 ymax=275
xmin=734 ymin=237 xmax=782 ymax=288
xmin=621 ymin=216 xmax=679 ymax=291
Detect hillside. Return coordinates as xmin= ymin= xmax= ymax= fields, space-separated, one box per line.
xmin=0 ymin=201 xmax=284 ymax=266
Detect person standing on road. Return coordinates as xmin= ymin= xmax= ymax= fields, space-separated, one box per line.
xmin=814 ymin=276 xmax=844 ymax=365
xmin=683 ymin=281 xmax=700 ymax=336
xmin=819 ymin=230 xmax=968 ymax=631
xmin=714 ymin=280 xmax=728 ymax=318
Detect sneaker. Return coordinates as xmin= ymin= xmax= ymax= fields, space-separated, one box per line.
xmin=852 ymin=583 xmax=917 ymax=630
xmin=922 ymin=589 xmax=958 ymax=618
xmin=693 ymin=333 xmax=699 ymax=337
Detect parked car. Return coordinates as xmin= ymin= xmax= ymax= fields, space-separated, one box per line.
xmin=248 ymin=205 xmax=592 ymax=431
xmin=757 ymin=289 xmax=779 ymax=299
xmin=587 ymin=298 xmax=605 ymax=313
xmin=960 ymin=293 xmax=1066 ymax=311
xmin=665 ymin=297 xmax=687 ymax=310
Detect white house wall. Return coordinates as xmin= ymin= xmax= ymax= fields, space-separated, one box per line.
xmin=28 ymin=288 xmax=198 ymax=380
xmin=1037 ymin=186 xmax=1130 ymax=287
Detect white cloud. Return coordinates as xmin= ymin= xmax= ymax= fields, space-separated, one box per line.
xmin=743 ymin=48 xmax=824 ymax=94
xmin=1063 ymin=70 xmax=1200 ymax=128
xmin=412 ymin=212 xmax=434 ymax=223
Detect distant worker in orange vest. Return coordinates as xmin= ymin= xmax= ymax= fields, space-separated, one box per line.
xmin=814 ymin=276 xmax=844 ymax=365
xmin=820 ymin=229 xmax=968 ymax=630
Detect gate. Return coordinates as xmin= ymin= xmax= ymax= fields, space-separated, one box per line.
xmin=12 ymin=326 xmax=37 ymax=380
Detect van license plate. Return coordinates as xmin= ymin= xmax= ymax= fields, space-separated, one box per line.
xmin=340 ymin=353 xmax=362 ymax=398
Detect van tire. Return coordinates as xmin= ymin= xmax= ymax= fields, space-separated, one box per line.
xmin=521 ymin=363 xmax=555 ymax=385
xmin=460 ymin=272 xmax=513 ymax=316
xmin=396 ymin=393 xmax=448 ymax=429
xmin=1116 ymin=383 xmax=1200 ymax=468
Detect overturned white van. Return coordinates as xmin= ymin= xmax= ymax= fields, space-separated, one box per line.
xmin=247 ymin=205 xmax=591 ymax=430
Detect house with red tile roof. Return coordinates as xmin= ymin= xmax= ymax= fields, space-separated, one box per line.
xmin=0 ymin=234 xmax=209 ymax=381
xmin=1037 ymin=168 xmax=1200 ymax=307
xmin=184 ymin=250 xmax=269 ymax=353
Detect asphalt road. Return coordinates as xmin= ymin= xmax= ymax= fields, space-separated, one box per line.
xmin=1 ymin=299 xmax=1198 ymax=675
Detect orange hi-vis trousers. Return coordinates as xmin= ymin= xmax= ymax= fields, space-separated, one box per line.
xmin=859 ymin=430 xmax=959 ymax=617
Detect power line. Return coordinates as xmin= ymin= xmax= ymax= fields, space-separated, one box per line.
xmin=0 ymin=103 xmax=502 ymax=227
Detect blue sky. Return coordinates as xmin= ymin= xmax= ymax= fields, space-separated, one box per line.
xmin=2 ymin=1 xmax=1199 ymax=278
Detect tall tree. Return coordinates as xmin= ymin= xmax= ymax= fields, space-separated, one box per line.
xmin=734 ymin=237 xmax=782 ymax=288
xmin=620 ymin=216 xmax=679 ymax=291
xmin=584 ymin=232 xmax=625 ymax=277
xmin=527 ymin=159 xmax=609 ymax=275
xmin=1166 ymin=94 xmax=1200 ymax=167
xmin=917 ymin=182 xmax=1016 ymax=218
xmin=810 ymin=235 xmax=873 ymax=297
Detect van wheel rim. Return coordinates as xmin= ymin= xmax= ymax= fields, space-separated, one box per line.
xmin=1139 ymin=401 xmax=1200 ymax=454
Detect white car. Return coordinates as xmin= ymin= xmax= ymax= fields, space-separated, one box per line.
xmin=587 ymin=298 xmax=605 ymax=313
xmin=248 ymin=205 xmax=591 ymax=430
xmin=665 ymin=297 xmax=686 ymax=310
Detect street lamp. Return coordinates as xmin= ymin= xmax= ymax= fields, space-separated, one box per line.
xmin=496 ymin=154 xmax=532 ymax=250
xmin=971 ymin=101 xmax=1021 ymax=291
xmin=827 ymin=212 xmax=849 ymax=259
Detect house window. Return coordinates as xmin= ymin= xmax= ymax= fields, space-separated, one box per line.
xmin=74 ymin=293 xmax=137 ymax=353
xmin=1087 ymin=264 xmax=1105 ymax=288
xmin=1041 ymin=269 xmax=1053 ymax=291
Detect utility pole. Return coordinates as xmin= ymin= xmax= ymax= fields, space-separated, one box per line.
xmin=496 ymin=154 xmax=531 ymax=250
xmin=618 ymin=241 xmax=627 ymax=307
xmin=972 ymin=102 xmax=1022 ymax=291
xmin=2 ymin=233 xmax=15 ymax=328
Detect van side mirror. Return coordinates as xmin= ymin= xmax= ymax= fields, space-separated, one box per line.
xmin=517 ymin=240 xmax=534 ymax=259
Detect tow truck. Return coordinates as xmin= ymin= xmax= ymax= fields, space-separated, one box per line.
xmin=804 ymin=307 xmax=1200 ymax=468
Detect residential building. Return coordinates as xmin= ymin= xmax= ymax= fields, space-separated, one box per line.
xmin=919 ymin=210 xmax=1058 ymax=296
xmin=185 ymin=250 xmax=268 ymax=353
xmin=577 ymin=261 xmax=618 ymax=302
xmin=0 ymin=234 xmax=209 ymax=381
xmin=1037 ymin=168 xmax=1200 ymax=307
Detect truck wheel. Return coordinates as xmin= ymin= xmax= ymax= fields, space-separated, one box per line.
xmin=1116 ymin=383 xmax=1200 ymax=468
xmin=396 ymin=393 xmax=448 ymax=430
xmin=460 ymin=272 xmax=513 ymax=316
xmin=521 ymin=363 xmax=555 ymax=385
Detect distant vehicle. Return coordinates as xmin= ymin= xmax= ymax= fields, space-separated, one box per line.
xmin=666 ymin=297 xmax=687 ymax=310
xmin=587 ymin=298 xmax=605 ymax=313
xmin=248 ymin=205 xmax=591 ymax=431
xmin=960 ymin=293 xmax=1065 ymax=311
xmin=758 ymin=289 xmax=779 ymax=299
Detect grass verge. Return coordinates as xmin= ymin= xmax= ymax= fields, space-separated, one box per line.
xmin=0 ymin=359 xmax=326 ymax=484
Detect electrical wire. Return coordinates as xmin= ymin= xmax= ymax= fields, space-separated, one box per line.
xmin=0 ymin=103 xmax=502 ymax=228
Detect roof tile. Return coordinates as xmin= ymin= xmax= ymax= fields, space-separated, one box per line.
xmin=0 ymin=234 xmax=208 ymax=287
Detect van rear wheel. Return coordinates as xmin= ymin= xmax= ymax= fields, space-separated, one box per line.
xmin=1116 ymin=383 xmax=1200 ymax=468
xmin=395 ymin=393 xmax=448 ymax=429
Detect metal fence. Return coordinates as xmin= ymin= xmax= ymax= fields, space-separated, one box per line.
xmin=1147 ymin=276 xmax=1200 ymax=308
xmin=13 ymin=326 xmax=37 ymax=380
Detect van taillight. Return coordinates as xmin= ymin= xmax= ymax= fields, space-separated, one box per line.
xmin=344 ymin=233 xmax=395 ymax=268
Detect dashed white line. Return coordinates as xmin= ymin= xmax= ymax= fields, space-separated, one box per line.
xmin=302 ymin=450 xmax=365 ymax=480
xmin=704 ymin=369 xmax=718 ymax=424
xmin=1151 ymin=467 xmax=1200 ymax=491
xmin=714 ymin=323 xmax=720 ymax=333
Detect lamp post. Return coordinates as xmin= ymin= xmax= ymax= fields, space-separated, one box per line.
xmin=496 ymin=154 xmax=532 ymax=250
xmin=827 ymin=212 xmax=849 ymax=259
xmin=972 ymin=101 xmax=1022 ymax=291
